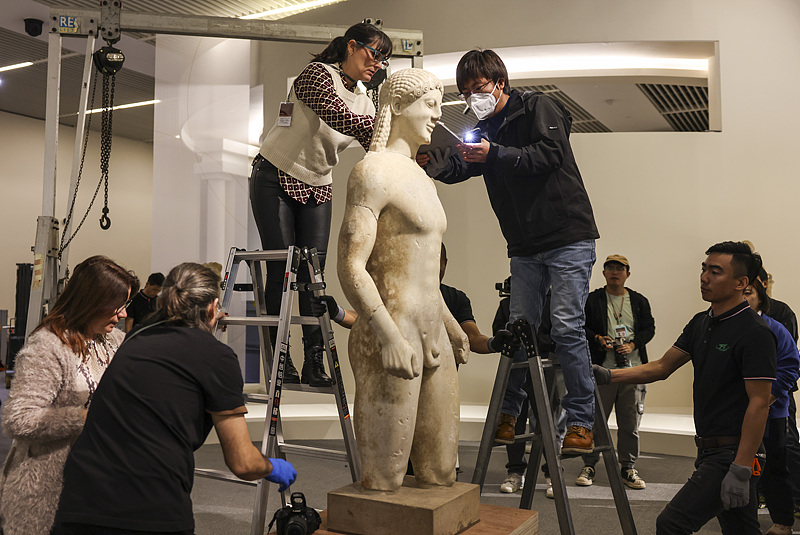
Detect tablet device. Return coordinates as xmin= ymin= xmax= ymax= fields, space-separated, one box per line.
xmin=418 ymin=122 xmax=462 ymax=154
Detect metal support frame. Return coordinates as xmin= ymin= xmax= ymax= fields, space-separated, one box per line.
xmin=29 ymin=5 xmax=424 ymax=331
xmin=471 ymin=319 xmax=637 ymax=535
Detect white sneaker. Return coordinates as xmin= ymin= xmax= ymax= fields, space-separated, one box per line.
xmin=622 ymin=467 xmax=646 ymax=489
xmin=500 ymin=472 xmax=524 ymax=493
xmin=575 ymin=466 xmax=595 ymax=486
xmin=546 ymin=478 xmax=554 ymax=499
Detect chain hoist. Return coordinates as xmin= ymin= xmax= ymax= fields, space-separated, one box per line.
xmin=93 ymin=44 xmax=123 ymax=229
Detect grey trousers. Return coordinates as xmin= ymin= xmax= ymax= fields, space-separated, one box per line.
xmin=582 ymin=382 xmax=646 ymax=468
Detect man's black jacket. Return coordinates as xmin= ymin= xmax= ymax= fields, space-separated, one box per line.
xmin=584 ymin=287 xmax=655 ymax=365
xmin=434 ymin=89 xmax=599 ymax=257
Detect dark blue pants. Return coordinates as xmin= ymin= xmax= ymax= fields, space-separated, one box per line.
xmin=762 ymin=417 xmax=794 ymax=526
xmin=656 ymin=445 xmax=760 ymax=535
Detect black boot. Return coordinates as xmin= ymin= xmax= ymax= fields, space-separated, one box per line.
xmin=301 ymin=344 xmax=333 ymax=387
xmin=283 ymin=353 xmax=300 ymax=384
xmin=270 ymin=327 xmax=299 ymax=383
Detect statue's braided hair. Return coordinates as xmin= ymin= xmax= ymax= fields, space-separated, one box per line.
xmin=370 ymin=68 xmax=444 ymax=152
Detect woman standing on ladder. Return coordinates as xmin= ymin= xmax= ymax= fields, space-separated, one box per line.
xmin=249 ymin=22 xmax=392 ymax=386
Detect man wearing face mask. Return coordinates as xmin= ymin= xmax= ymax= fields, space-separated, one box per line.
xmin=417 ymin=49 xmax=600 ymax=455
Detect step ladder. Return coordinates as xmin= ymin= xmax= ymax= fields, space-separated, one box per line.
xmin=471 ymin=318 xmax=637 ymax=535
xmin=195 ymin=246 xmax=360 ymax=535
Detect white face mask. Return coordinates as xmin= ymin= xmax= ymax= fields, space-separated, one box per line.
xmin=466 ymin=82 xmax=498 ymax=120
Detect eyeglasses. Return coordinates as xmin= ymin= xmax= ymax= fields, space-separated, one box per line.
xmin=458 ymin=80 xmax=494 ymax=100
xmin=114 ymin=298 xmax=133 ymax=315
xmin=604 ymin=264 xmax=628 ymax=272
xmin=355 ymin=41 xmax=390 ymax=69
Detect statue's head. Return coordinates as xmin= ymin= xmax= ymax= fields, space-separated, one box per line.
xmin=370 ymin=68 xmax=444 ymax=152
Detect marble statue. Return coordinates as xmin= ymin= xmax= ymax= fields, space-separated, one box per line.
xmin=337 ymin=68 xmax=470 ymax=492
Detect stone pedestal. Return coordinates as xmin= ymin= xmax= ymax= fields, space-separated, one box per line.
xmin=326 ymin=476 xmax=480 ymax=535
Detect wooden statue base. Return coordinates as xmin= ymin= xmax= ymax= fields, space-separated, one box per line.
xmin=285 ymin=504 xmax=538 ymax=535
xmin=326 ymin=476 xmax=480 ymax=535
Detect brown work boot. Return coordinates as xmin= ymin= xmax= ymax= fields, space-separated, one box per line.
xmin=562 ymin=425 xmax=594 ymax=455
xmin=494 ymin=413 xmax=517 ymax=444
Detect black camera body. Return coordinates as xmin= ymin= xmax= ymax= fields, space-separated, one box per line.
xmin=496 ymin=277 xmax=511 ymax=298
xmin=272 ymin=492 xmax=321 ymax=535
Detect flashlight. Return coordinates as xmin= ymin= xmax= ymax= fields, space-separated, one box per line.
xmin=462 ymin=128 xmax=480 ymax=143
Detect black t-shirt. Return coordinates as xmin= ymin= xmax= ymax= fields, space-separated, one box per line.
xmin=127 ymin=290 xmax=157 ymax=324
xmin=673 ymin=301 xmax=776 ymax=438
xmin=441 ymin=283 xmax=475 ymax=325
xmin=768 ymin=298 xmax=798 ymax=342
xmin=56 ymin=325 xmax=245 ymax=532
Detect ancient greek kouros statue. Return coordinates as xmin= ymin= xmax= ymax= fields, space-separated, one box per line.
xmin=338 ymin=68 xmax=470 ymax=492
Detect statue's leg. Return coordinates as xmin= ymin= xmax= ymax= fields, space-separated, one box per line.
xmin=410 ymin=332 xmax=459 ymax=487
xmin=350 ymin=325 xmax=422 ymax=491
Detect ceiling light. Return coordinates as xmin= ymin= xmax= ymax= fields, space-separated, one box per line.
xmin=86 ymin=99 xmax=160 ymax=114
xmin=0 ymin=61 xmax=33 ymax=73
xmin=240 ymin=0 xmax=344 ymax=19
xmin=61 ymin=99 xmax=160 ymax=117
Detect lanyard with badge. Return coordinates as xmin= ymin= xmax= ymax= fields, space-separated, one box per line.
xmin=610 ymin=295 xmax=631 ymax=342
xmin=278 ymin=83 xmax=294 ymax=127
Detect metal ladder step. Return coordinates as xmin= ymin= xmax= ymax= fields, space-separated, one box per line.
xmin=277 ymin=443 xmax=351 ymax=463
xmin=222 ymin=315 xmax=321 ymax=327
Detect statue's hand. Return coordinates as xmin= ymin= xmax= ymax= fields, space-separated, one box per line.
xmin=422 ymin=336 xmax=442 ymax=369
xmin=444 ymin=318 xmax=470 ymax=365
xmin=451 ymin=328 xmax=470 ymax=365
xmin=381 ymin=336 xmax=421 ymax=379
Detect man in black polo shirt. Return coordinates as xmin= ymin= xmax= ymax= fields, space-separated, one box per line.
xmin=125 ymin=272 xmax=164 ymax=332
xmin=595 ymin=241 xmax=776 ymax=534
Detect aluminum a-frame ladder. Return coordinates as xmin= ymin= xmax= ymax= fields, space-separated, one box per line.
xmin=471 ymin=318 xmax=637 ymax=535
xmin=195 ymin=246 xmax=359 ymax=535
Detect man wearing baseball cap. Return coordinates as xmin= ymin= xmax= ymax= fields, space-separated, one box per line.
xmin=575 ymin=254 xmax=655 ymax=489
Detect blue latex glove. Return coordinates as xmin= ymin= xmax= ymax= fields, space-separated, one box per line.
xmin=487 ymin=329 xmax=520 ymax=353
xmin=720 ymin=462 xmax=751 ymax=510
xmin=266 ymin=458 xmax=297 ymax=492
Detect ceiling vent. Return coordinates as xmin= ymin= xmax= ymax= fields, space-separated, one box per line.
xmin=636 ymin=84 xmax=709 ymax=132
xmin=439 ymin=85 xmax=611 ymax=136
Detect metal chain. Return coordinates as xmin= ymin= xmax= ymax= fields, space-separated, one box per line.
xmin=99 ymin=73 xmax=115 ymax=230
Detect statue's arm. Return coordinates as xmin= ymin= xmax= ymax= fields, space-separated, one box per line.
xmin=337 ymin=174 xmax=420 ymax=379
xmin=442 ymin=293 xmax=470 ymax=365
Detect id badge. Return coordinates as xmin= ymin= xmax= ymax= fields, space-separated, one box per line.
xmin=614 ymin=324 xmax=630 ymax=340
xmin=278 ymin=102 xmax=294 ymax=127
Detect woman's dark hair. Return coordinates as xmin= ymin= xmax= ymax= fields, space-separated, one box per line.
xmin=311 ymin=22 xmax=392 ymax=64
xmin=148 ymin=263 xmax=221 ymax=333
xmin=456 ymin=49 xmax=511 ymax=96
xmin=748 ymin=279 xmax=771 ymax=315
xmin=35 ymin=255 xmax=139 ymax=357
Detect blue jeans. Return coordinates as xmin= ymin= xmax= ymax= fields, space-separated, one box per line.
xmin=502 ymin=239 xmax=596 ymax=429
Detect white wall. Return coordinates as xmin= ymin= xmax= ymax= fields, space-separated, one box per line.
xmin=5 ymin=0 xmax=800 ymax=423
xmin=266 ymin=0 xmax=800 ymax=414
xmin=0 ymin=110 xmax=154 ymax=321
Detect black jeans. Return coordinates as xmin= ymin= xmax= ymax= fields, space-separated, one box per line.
xmin=784 ymin=395 xmax=800 ymax=504
xmin=656 ymin=445 xmax=760 ymax=535
xmin=249 ymin=157 xmax=332 ymax=353
xmin=762 ymin=417 xmax=794 ymax=526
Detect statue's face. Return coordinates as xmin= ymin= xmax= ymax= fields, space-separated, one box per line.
xmin=393 ymin=89 xmax=442 ymax=146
